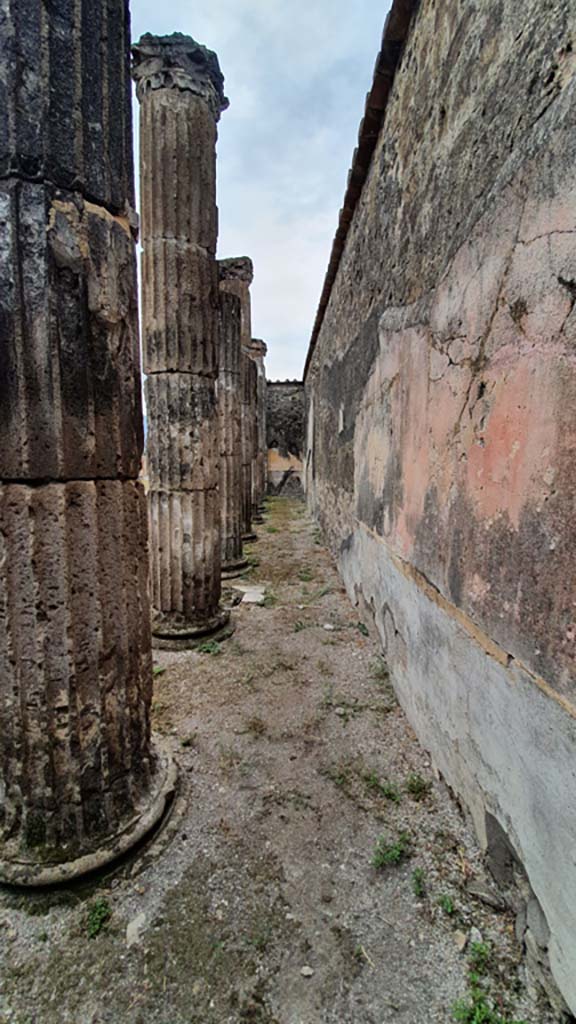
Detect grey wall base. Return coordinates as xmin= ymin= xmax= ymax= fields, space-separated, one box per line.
xmin=336 ymin=522 xmax=576 ymax=1017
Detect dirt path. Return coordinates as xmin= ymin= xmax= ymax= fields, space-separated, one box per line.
xmin=0 ymin=499 xmax=551 ymax=1024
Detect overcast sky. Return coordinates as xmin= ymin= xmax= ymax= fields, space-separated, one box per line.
xmin=130 ymin=1 xmax=389 ymax=380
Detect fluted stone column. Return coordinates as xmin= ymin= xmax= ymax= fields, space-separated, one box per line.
xmin=247 ymin=339 xmax=268 ymax=520
xmin=217 ymin=278 xmax=248 ymax=578
xmin=133 ymin=34 xmax=230 ymax=645
xmin=240 ymin=353 xmax=258 ymax=541
xmin=0 ymin=0 xmax=174 ymax=886
xmin=218 ymin=258 xmax=257 ymax=541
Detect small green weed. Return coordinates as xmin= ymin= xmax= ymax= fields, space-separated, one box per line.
xmin=452 ymin=987 xmax=527 ymax=1024
xmin=86 ymin=898 xmax=111 ymax=939
xmin=262 ymin=592 xmax=277 ymax=607
xmin=363 ymin=771 xmax=401 ymax=803
xmin=153 ymin=665 xmax=166 ymax=677
xmin=469 ymin=942 xmax=492 ymax=975
xmin=294 ymin=620 xmax=307 ymax=632
xmin=437 ymin=893 xmax=455 ymax=915
xmin=356 ymin=622 xmax=369 ymax=637
xmin=304 ymin=585 xmax=332 ymax=605
xmin=326 ymin=763 xmax=352 ymax=789
xmin=405 ymin=773 xmax=432 ymax=800
xmin=373 ymin=831 xmax=412 ymax=869
xmin=412 ymin=867 xmax=426 ymax=898
xmin=298 ymin=569 xmax=315 ymax=582
xmin=451 ymin=939 xmax=528 ymax=1024
xmin=197 ymin=640 xmax=221 ymax=655
xmin=266 ymin=526 xmax=278 ymax=534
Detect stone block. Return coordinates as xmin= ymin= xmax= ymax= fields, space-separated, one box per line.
xmin=141 ymin=241 xmax=218 ymax=374
xmin=149 ymin=489 xmax=222 ymax=624
xmin=145 ymin=374 xmax=219 ymax=492
xmin=0 ymin=180 xmax=143 ymax=481
xmin=0 ymin=480 xmax=153 ymax=864
xmin=0 ymin=0 xmax=134 ymax=212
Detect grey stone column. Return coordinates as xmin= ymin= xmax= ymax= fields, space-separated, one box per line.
xmin=133 ymin=34 xmax=230 ymax=645
xmin=218 ymin=258 xmax=257 ymax=540
xmin=217 ymin=278 xmax=247 ymax=578
xmin=246 ymin=339 xmax=268 ymax=519
xmin=240 ymin=353 xmax=258 ymax=541
xmin=0 ymin=0 xmax=174 ymax=886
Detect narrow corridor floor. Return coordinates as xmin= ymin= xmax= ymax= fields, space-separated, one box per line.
xmin=0 ymin=499 xmax=553 ymax=1024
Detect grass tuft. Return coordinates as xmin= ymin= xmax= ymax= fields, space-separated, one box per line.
xmin=373 ymin=831 xmax=412 ymax=869
xmin=86 ymin=898 xmax=111 ymax=939
xmin=197 ymin=640 xmax=222 ymax=655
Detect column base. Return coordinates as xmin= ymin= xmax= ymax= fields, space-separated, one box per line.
xmin=221 ymin=556 xmax=249 ymax=580
xmin=152 ymin=607 xmax=233 ymax=650
xmin=0 ymin=738 xmax=177 ymax=887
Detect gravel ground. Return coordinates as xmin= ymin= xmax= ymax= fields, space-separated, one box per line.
xmin=0 ymin=498 xmax=556 ymax=1024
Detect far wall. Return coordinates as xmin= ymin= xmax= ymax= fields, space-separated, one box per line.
xmin=266 ymin=381 xmax=304 ymax=495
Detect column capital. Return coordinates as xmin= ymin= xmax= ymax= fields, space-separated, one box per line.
xmin=248 ymin=337 xmax=268 ymax=358
xmin=132 ymin=33 xmax=229 ymax=120
xmin=219 ymin=256 xmax=254 ymax=285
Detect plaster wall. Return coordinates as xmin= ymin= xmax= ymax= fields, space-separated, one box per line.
xmin=305 ymin=0 xmax=576 ymax=1011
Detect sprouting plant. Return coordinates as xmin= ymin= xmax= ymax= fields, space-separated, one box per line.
xmin=452 ymin=986 xmax=528 ymax=1024
xmin=197 ymin=640 xmax=221 ymax=655
xmin=153 ymin=665 xmax=166 ymax=676
xmin=266 ymin=525 xmax=278 ymax=533
xmin=356 ymin=622 xmax=369 ymax=637
xmin=326 ymin=763 xmax=351 ymax=789
xmin=412 ymin=867 xmax=426 ymax=898
xmin=298 ymin=569 xmax=315 ymax=582
xmin=405 ymin=773 xmax=432 ymax=800
xmin=262 ymin=591 xmax=277 ymax=607
xmin=363 ymin=771 xmax=401 ymax=803
xmin=86 ymin=898 xmax=111 ymax=939
xmin=437 ymin=893 xmax=455 ymax=915
xmin=294 ymin=620 xmax=307 ymax=632
xmin=469 ymin=941 xmax=492 ymax=975
xmin=373 ymin=831 xmax=412 ymax=869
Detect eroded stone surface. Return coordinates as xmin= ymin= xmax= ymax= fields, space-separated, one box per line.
xmin=218 ymin=285 xmax=244 ymax=569
xmin=0 ymin=0 xmax=135 ymax=213
xmin=134 ymin=33 xmax=227 ymax=640
xmin=0 ymin=481 xmax=154 ymax=866
xmin=0 ymin=182 xmax=143 ymax=481
xmin=247 ymin=338 xmax=268 ymax=513
xmin=0 ymin=0 xmax=166 ymax=881
xmin=219 ymin=258 xmax=257 ymax=538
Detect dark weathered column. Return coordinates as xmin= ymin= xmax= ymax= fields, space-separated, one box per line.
xmin=240 ymin=353 xmax=258 ymax=541
xmin=133 ymin=33 xmax=230 ymax=645
xmin=217 ymin=279 xmax=247 ymax=578
xmin=247 ymin=339 xmax=268 ymax=520
xmin=218 ymin=258 xmax=257 ymax=540
xmin=0 ymin=0 xmax=174 ymax=886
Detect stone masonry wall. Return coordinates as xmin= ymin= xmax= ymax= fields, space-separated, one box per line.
xmin=305 ymin=0 xmax=576 ymax=1013
xmin=267 ymin=382 xmax=304 ymax=495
